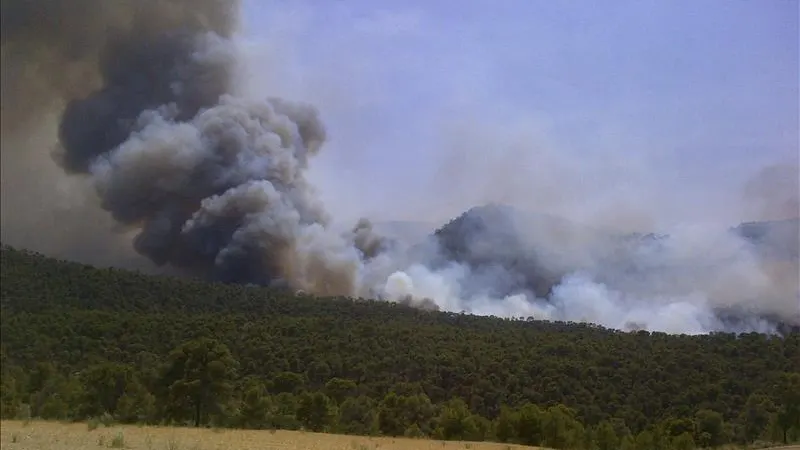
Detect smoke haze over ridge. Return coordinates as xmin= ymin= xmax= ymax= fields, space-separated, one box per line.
xmin=1 ymin=0 xmax=798 ymax=334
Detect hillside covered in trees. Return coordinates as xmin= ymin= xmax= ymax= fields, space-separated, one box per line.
xmin=1 ymin=245 xmax=799 ymax=449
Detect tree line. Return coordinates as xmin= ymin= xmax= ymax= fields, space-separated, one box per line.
xmin=1 ymin=245 xmax=799 ymax=449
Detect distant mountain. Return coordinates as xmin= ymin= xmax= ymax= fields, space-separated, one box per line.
xmin=732 ymin=217 xmax=800 ymax=260
xmin=429 ymin=203 xmax=799 ymax=314
xmin=430 ymin=203 xmax=582 ymax=298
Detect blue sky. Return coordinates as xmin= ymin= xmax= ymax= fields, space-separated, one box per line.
xmin=238 ymin=0 xmax=798 ymax=229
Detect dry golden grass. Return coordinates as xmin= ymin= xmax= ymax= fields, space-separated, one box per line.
xmin=0 ymin=420 xmax=542 ymax=450
xmin=3 ymin=421 xmax=797 ymax=450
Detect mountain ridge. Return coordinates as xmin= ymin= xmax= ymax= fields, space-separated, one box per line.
xmin=426 ymin=203 xmax=799 ymax=328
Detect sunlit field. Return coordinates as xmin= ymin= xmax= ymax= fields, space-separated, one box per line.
xmin=0 ymin=421 xmax=544 ymax=450
xmin=3 ymin=421 xmax=799 ymax=450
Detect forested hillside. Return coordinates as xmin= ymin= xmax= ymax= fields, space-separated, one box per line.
xmin=1 ymin=245 xmax=798 ymax=449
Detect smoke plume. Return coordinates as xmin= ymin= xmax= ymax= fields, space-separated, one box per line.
xmin=377 ymin=202 xmax=798 ymax=335
xmin=1 ymin=0 xmax=240 ymax=269
xmin=2 ymin=0 xmax=401 ymax=296
xmin=1 ymin=1 xmax=797 ymax=335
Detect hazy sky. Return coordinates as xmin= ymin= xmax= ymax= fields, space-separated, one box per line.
xmin=238 ymin=0 xmax=799 ymax=228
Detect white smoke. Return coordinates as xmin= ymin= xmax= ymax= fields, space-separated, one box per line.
xmin=373 ymin=217 xmax=798 ymax=334
xmin=2 ymin=1 xmax=797 ymax=336
xmin=378 ymin=264 xmax=791 ymax=335
xmin=78 ymin=29 xmax=800 ymax=335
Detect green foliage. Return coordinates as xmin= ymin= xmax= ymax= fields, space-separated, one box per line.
xmin=238 ymin=380 xmax=270 ymax=429
xmin=493 ymin=406 xmax=518 ymax=443
xmin=403 ymin=422 xmax=425 ymax=438
xmin=377 ymin=391 xmax=435 ymax=437
xmin=325 ymin=378 xmax=357 ymax=405
xmin=80 ymin=362 xmax=137 ymax=417
xmin=774 ymin=372 xmax=800 ymax=444
xmin=694 ymin=408 xmax=726 ymax=448
xmin=541 ymin=404 xmax=583 ymax=449
xmin=337 ymin=395 xmax=378 ymax=436
xmin=270 ymin=372 xmax=306 ymax=395
xmin=0 ymin=368 xmax=22 ymax=418
xmin=633 ymin=429 xmax=655 ymax=450
xmin=268 ymin=392 xmax=301 ymax=430
xmin=738 ymin=393 xmax=775 ymax=443
xmin=1 ymin=245 xmax=799 ymax=448
xmin=161 ymin=338 xmax=238 ymax=427
xmin=671 ymin=432 xmax=696 ymax=450
xmin=31 ymin=372 xmax=85 ymax=420
xmin=296 ymin=391 xmax=337 ymax=432
xmin=515 ymin=403 xmax=544 ymax=446
xmin=594 ymin=420 xmax=620 ymax=450
xmin=435 ymin=397 xmax=477 ymax=441
xmin=620 ymin=434 xmax=637 ymax=450
xmin=115 ymin=380 xmax=156 ymax=424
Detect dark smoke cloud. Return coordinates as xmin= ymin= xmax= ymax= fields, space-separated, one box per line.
xmin=1 ymin=0 xmax=241 ymax=267
xmin=1 ymin=0 xmax=392 ymax=295
xmin=1 ymin=1 xmax=796 ymax=335
xmin=1 ymin=0 xmax=239 ymax=134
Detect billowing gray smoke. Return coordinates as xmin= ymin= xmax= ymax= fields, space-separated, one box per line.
xmin=1 ymin=0 xmax=385 ymax=294
xmin=387 ymin=203 xmax=799 ymax=334
xmin=1 ymin=0 xmax=238 ymax=135
xmin=1 ymin=0 xmax=240 ymax=269
xmin=1 ymin=1 xmax=796 ymax=335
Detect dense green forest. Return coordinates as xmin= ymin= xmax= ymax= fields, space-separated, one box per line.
xmin=1 ymin=245 xmax=798 ymax=449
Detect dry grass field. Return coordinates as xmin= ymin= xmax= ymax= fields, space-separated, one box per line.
xmin=3 ymin=421 xmax=798 ymax=450
xmin=0 ymin=421 xmax=542 ymax=450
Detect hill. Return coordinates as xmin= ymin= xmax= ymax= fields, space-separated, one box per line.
xmin=428 ymin=204 xmax=800 ymax=330
xmin=430 ymin=203 xmax=602 ymax=299
xmin=733 ymin=218 xmax=800 ymax=261
xmin=1 ymin=245 xmax=799 ymax=448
